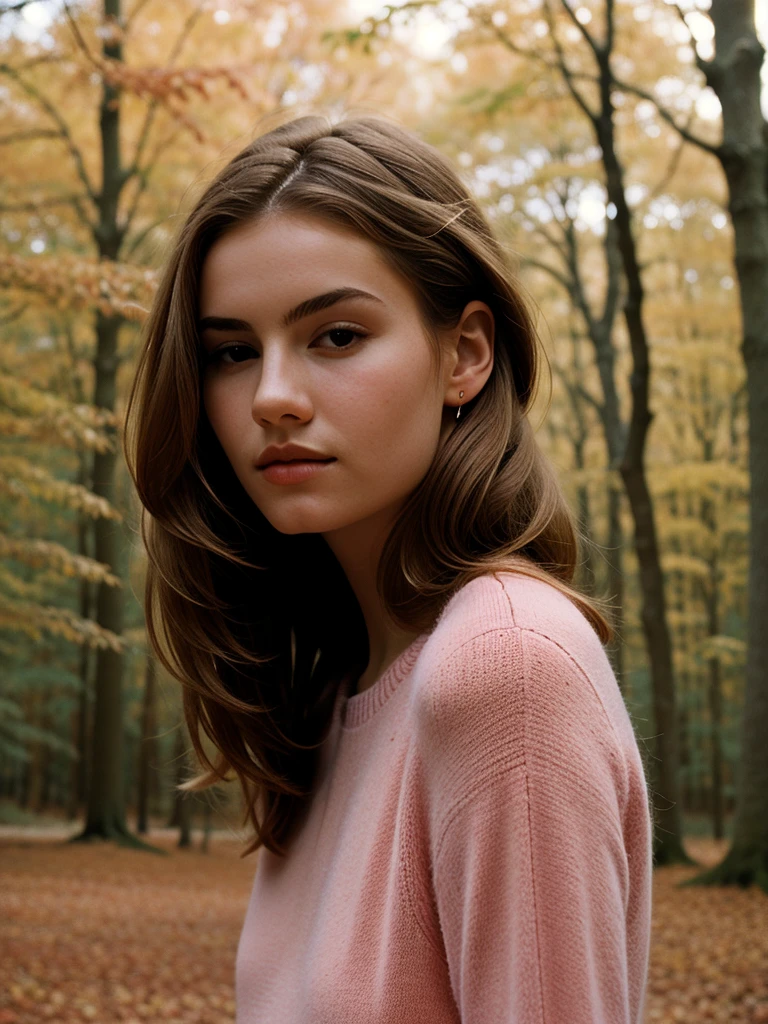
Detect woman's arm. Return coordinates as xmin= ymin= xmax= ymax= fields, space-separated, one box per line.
xmin=423 ymin=627 xmax=653 ymax=1024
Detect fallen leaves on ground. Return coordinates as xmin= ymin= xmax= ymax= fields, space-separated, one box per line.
xmin=1 ymin=834 xmax=767 ymax=1023
xmin=645 ymin=837 xmax=768 ymax=1023
xmin=0 ymin=832 xmax=255 ymax=1024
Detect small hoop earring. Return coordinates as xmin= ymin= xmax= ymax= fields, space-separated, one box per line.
xmin=456 ymin=391 xmax=465 ymax=421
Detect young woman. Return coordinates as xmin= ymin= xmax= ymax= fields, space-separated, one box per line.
xmin=124 ymin=113 xmax=654 ymax=1024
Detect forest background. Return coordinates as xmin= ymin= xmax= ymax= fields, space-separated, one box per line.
xmin=1 ymin=0 xmax=768 ymax=1017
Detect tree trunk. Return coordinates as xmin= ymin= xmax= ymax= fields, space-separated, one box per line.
xmin=604 ymin=482 xmax=625 ymax=692
xmin=178 ymin=790 xmax=193 ymax=849
xmin=137 ymin=655 xmax=158 ymax=834
xmin=167 ymin=726 xmax=186 ymax=829
xmin=200 ymin=799 xmax=213 ymax=853
xmin=25 ymin=690 xmax=44 ymax=813
xmin=68 ymin=454 xmax=94 ymax=822
xmin=177 ymin=730 xmax=193 ymax=849
xmin=70 ymin=0 xmax=144 ymax=849
xmin=588 ymin=9 xmax=689 ymax=865
xmin=681 ymin=0 xmax=768 ymax=891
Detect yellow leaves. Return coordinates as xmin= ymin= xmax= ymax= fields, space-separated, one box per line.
xmin=0 ymin=457 xmax=122 ymax=520
xmin=649 ymin=461 xmax=750 ymax=498
xmin=0 ymin=535 xmax=121 ymax=586
xmin=661 ymin=551 xmax=712 ymax=581
xmin=696 ymin=633 xmax=747 ymax=666
xmin=0 ymin=377 xmax=115 ymax=453
xmin=0 ymin=253 xmax=157 ymax=322
xmin=0 ymin=597 xmax=125 ymax=650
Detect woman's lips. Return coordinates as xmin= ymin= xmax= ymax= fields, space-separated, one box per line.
xmin=258 ymin=458 xmax=336 ymax=485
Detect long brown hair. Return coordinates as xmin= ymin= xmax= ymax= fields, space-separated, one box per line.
xmin=124 ymin=112 xmax=615 ymax=858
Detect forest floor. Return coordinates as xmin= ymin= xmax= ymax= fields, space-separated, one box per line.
xmin=1 ymin=833 xmax=767 ymax=1023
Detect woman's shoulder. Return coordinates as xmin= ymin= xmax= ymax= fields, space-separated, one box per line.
xmin=423 ymin=567 xmax=604 ymax=670
xmin=413 ymin=568 xmax=633 ymax=793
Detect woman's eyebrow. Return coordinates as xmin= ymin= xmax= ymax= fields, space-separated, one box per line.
xmin=198 ymin=287 xmax=385 ymax=334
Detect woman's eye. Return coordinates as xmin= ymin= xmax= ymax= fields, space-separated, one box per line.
xmin=206 ymin=344 xmax=257 ymax=366
xmin=312 ymin=325 xmax=366 ymax=350
xmin=204 ymin=325 xmax=366 ymax=367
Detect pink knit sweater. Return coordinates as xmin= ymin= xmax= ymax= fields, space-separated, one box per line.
xmin=235 ymin=571 xmax=654 ymax=1023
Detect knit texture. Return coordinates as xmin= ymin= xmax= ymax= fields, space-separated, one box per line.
xmin=235 ymin=571 xmax=654 ymax=1023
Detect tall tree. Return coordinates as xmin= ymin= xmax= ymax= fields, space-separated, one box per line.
xmin=610 ymin=0 xmax=768 ymax=890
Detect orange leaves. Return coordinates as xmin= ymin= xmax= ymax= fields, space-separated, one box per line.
xmin=3 ymin=834 xmax=768 ymax=1022
xmin=0 ymin=836 xmax=253 ymax=1024
xmin=100 ymin=62 xmax=249 ymax=105
xmin=90 ymin=61 xmax=250 ymax=143
xmin=0 ymin=253 xmax=157 ymax=321
xmin=646 ymin=837 xmax=768 ymax=1023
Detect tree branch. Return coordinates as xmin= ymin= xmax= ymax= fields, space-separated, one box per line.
xmin=612 ymin=74 xmax=720 ymax=156
xmin=476 ymin=9 xmax=598 ymax=89
xmin=0 ymin=193 xmax=91 ymax=212
xmin=557 ymin=0 xmax=604 ymax=59
xmin=125 ymin=0 xmax=153 ymax=30
xmin=62 ymin=0 xmax=102 ymax=71
xmin=0 ymin=303 xmax=28 ymax=325
xmin=0 ymin=128 xmax=60 ymax=145
xmin=0 ymin=63 xmax=99 ymax=208
xmin=543 ymin=0 xmax=599 ymax=124
xmin=125 ymin=2 xmax=205 ymax=179
xmin=121 ymin=127 xmax=182 ymax=239
xmin=648 ymin=108 xmax=696 ymax=197
xmin=520 ymin=254 xmax=572 ymax=292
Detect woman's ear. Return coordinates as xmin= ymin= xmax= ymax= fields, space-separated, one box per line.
xmin=442 ymin=300 xmax=495 ymax=408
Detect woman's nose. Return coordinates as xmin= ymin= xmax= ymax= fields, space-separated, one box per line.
xmin=250 ymin=348 xmax=314 ymax=426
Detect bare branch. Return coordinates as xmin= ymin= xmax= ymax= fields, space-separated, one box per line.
xmin=0 ymin=128 xmax=61 ymax=145
xmin=648 ymin=109 xmax=695 ymax=197
xmin=520 ymin=254 xmax=572 ymax=292
xmin=571 ymin=375 xmax=605 ymax=416
xmin=531 ymin=218 xmax=570 ymax=260
xmin=0 ymin=303 xmax=28 ymax=325
xmin=668 ymin=1 xmax=713 ymax=77
xmin=62 ymin=0 xmax=101 ymax=71
xmin=475 ymin=8 xmax=599 ymax=88
xmin=124 ymin=2 xmax=205 ymax=180
xmin=0 ymin=63 xmax=99 ymax=207
xmin=0 ymin=193 xmax=91 ymax=212
xmin=543 ymin=0 xmax=599 ymax=123
xmin=557 ymin=0 xmax=604 ymax=59
xmin=121 ymin=127 xmax=182 ymax=239
xmin=612 ymin=74 xmax=719 ymax=156
xmin=125 ymin=0 xmax=153 ymax=30
xmin=123 ymin=214 xmax=173 ymax=259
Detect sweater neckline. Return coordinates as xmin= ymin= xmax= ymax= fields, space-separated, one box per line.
xmin=340 ymin=632 xmax=430 ymax=730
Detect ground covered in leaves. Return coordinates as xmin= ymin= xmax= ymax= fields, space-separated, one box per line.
xmin=1 ymin=834 xmax=767 ymax=1023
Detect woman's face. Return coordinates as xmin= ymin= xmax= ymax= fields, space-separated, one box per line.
xmin=199 ymin=211 xmax=463 ymax=537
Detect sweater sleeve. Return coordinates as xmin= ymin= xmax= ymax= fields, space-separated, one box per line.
xmin=425 ymin=626 xmax=646 ymax=1024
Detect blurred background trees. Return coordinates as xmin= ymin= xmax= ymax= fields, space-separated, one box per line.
xmin=0 ymin=0 xmax=763 ymax=885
